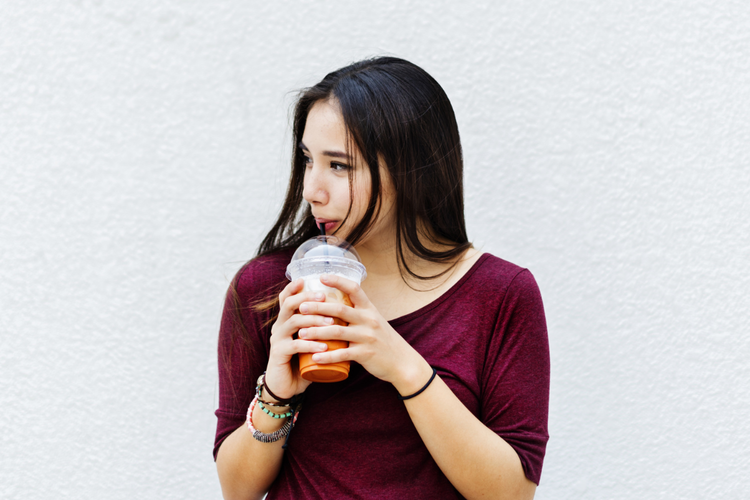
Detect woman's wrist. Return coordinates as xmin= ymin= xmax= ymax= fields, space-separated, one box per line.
xmin=391 ymin=358 xmax=434 ymax=398
xmin=248 ymin=373 xmax=306 ymax=439
xmin=258 ymin=372 xmax=296 ymax=404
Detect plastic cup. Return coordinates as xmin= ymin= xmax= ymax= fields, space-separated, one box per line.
xmin=286 ymin=235 xmax=367 ymax=383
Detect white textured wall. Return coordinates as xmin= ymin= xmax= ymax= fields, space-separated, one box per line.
xmin=1 ymin=1 xmax=748 ymax=499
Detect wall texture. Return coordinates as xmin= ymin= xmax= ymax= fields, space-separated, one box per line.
xmin=1 ymin=1 xmax=748 ymax=499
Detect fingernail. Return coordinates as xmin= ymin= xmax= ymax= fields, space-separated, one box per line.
xmin=299 ymin=303 xmax=308 ymax=313
xmin=317 ymin=343 xmax=327 ymax=351
xmin=314 ymin=292 xmax=325 ymax=300
xmin=299 ymin=329 xmax=307 ymax=338
xmin=312 ymin=354 xmax=322 ymax=361
xmin=323 ymin=317 xmax=333 ymax=325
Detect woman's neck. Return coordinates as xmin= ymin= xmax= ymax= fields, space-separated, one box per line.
xmin=355 ymin=236 xmax=403 ymax=282
xmin=355 ymin=236 xmax=481 ymax=321
xmin=354 ymin=227 xmax=473 ymax=291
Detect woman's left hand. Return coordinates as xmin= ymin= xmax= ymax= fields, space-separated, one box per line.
xmin=296 ymin=274 xmax=430 ymax=393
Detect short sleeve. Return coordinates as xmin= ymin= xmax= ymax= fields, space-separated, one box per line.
xmin=480 ymin=269 xmax=550 ymax=484
xmin=213 ymin=257 xmax=286 ymax=460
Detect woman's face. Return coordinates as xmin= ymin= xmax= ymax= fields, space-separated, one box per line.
xmin=301 ymin=99 xmax=395 ymax=246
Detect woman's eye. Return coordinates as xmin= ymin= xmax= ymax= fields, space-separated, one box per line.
xmin=331 ymin=162 xmax=350 ymax=172
xmin=303 ymin=155 xmax=313 ymax=167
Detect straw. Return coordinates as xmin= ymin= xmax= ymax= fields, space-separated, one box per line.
xmin=318 ymin=221 xmax=330 ymax=266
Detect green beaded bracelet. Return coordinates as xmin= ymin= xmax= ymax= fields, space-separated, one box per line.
xmin=258 ymin=400 xmax=293 ymax=419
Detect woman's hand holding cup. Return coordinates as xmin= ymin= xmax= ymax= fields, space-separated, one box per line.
xmin=265 ymin=278 xmax=331 ymax=400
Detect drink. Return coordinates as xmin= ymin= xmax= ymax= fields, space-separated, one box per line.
xmin=286 ymin=236 xmax=367 ymax=383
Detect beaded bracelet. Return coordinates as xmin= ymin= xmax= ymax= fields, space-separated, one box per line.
xmin=258 ymin=400 xmax=293 ymax=419
xmin=257 ymin=398 xmax=290 ymax=408
xmin=247 ymin=373 xmax=305 ymax=446
xmin=246 ymin=395 xmax=299 ymax=443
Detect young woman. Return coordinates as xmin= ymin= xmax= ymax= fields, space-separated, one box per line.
xmin=214 ymin=57 xmax=549 ymax=500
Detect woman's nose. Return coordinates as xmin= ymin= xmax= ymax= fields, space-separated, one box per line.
xmin=302 ymin=165 xmax=329 ymax=205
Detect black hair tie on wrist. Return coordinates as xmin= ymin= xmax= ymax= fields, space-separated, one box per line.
xmin=398 ymin=367 xmax=438 ymax=401
xmin=262 ymin=372 xmax=300 ymax=405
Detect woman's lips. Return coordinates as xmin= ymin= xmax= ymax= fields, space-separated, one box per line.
xmin=315 ymin=219 xmax=339 ymax=234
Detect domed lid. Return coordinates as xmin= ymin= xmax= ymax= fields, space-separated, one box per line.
xmin=285 ymin=235 xmax=367 ymax=283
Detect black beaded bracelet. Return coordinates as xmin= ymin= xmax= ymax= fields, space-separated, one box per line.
xmin=398 ymin=367 xmax=438 ymax=401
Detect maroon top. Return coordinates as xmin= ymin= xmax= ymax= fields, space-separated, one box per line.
xmin=215 ymin=251 xmax=550 ymax=499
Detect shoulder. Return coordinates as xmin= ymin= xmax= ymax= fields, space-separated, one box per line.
xmin=469 ymin=253 xmax=545 ymax=319
xmin=472 ymin=253 xmax=546 ymax=333
xmin=232 ymin=248 xmax=295 ymax=302
xmin=470 ymin=253 xmax=541 ymax=295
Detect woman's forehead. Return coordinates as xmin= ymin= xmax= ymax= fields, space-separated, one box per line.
xmin=302 ymin=100 xmax=366 ymax=162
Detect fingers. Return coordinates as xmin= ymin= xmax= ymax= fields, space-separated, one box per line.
xmin=272 ymin=310 xmax=335 ymax=342
xmin=277 ymin=281 xmax=325 ymax=323
xmin=319 ymin=274 xmax=370 ymax=308
xmin=297 ymin=323 xmax=372 ymax=347
xmin=271 ymin=281 xmax=333 ymax=353
xmin=298 ymin=324 xmax=347 ymax=341
xmin=273 ymin=338 xmax=330 ymax=357
xmin=298 ymin=299 xmax=356 ymax=324
xmin=278 ymin=278 xmax=303 ymax=305
xmin=285 ymin=313 xmax=335 ymax=333
xmin=307 ymin=344 xmax=354 ymax=365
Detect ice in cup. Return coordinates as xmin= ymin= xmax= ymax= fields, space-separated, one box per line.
xmin=286 ymin=235 xmax=367 ymax=383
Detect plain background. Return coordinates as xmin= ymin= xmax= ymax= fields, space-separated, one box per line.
xmin=1 ymin=1 xmax=749 ymax=499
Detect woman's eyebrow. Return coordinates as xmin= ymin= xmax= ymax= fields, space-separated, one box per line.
xmin=298 ymin=141 xmax=351 ymax=160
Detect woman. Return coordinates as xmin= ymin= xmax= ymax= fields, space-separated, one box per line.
xmin=214 ymin=57 xmax=549 ymax=499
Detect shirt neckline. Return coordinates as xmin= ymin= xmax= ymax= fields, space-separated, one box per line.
xmin=387 ymin=253 xmax=490 ymax=326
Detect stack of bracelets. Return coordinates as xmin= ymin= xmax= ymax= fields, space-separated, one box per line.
xmin=247 ymin=366 xmax=437 ymax=448
xmin=246 ymin=372 xmax=304 ymax=449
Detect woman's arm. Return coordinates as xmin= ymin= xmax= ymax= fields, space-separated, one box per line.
xmin=297 ymin=274 xmax=542 ymax=500
xmin=215 ymin=399 xmax=288 ymax=500
xmin=215 ymin=279 xmax=332 ymax=500
xmin=397 ymin=360 xmax=536 ymax=499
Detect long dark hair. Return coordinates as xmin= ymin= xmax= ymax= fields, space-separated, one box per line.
xmin=220 ymin=56 xmax=472 ymax=396
xmin=258 ymin=56 xmax=471 ymax=281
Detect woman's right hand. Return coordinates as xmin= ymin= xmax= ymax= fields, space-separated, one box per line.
xmin=264 ymin=278 xmax=331 ymax=400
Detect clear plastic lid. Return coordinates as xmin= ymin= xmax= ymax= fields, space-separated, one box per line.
xmin=285 ymin=235 xmax=367 ymax=283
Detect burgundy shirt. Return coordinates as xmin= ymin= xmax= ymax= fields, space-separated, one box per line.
xmin=215 ymin=251 xmax=550 ymax=499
